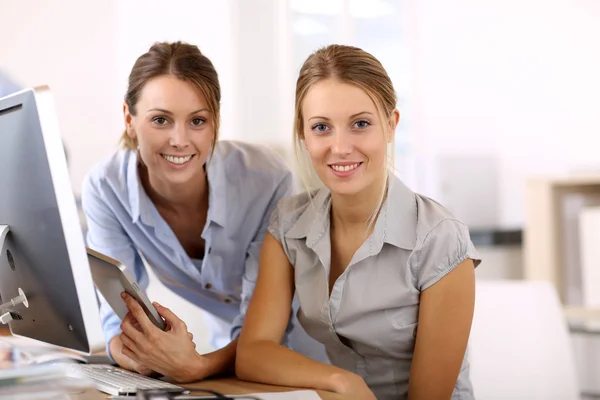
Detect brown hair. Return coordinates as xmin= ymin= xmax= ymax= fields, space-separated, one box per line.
xmin=120 ymin=41 xmax=221 ymax=151
xmin=293 ymin=44 xmax=398 ymax=225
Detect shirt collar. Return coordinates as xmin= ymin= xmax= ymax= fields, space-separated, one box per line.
xmin=127 ymin=151 xmax=152 ymax=225
xmin=375 ymin=175 xmax=418 ymax=251
xmin=205 ymin=153 xmax=227 ymax=227
xmin=285 ymin=187 xmax=330 ymax=246
xmin=284 ymin=174 xmax=418 ymax=251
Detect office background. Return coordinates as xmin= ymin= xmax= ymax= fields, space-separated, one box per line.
xmin=1 ymin=0 xmax=600 ymax=397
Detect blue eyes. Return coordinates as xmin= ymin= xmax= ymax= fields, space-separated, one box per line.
xmin=310 ymin=120 xmax=371 ymax=133
xmin=354 ymin=120 xmax=370 ymax=129
xmin=313 ymin=123 xmax=329 ymax=133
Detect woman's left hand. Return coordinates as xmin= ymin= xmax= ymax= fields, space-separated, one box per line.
xmin=119 ymin=292 xmax=209 ymax=382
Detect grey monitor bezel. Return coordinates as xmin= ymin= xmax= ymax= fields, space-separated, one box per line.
xmin=0 ymin=87 xmax=104 ymax=354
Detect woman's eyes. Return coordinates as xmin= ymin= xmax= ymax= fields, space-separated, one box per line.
xmin=152 ymin=117 xmax=168 ymax=125
xmin=191 ymin=118 xmax=205 ymax=126
xmin=312 ymin=123 xmax=329 ymax=133
xmin=151 ymin=117 xmax=205 ymax=127
xmin=353 ymin=120 xmax=371 ymax=129
xmin=310 ymin=120 xmax=371 ymax=133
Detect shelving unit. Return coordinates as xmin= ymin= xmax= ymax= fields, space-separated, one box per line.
xmin=524 ymin=174 xmax=600 ymax=308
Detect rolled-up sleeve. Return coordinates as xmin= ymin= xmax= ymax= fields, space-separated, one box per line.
xmin=81 ymin=174 xmax=148 ymax=359
xmin=230 ymin=171 xmax=294 ymax=343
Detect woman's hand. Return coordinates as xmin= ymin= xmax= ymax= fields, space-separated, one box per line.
xmin=119 ymin=292 xmax=209 ymax=382
xmin=109 ymin=335 xmax=153 ymax=376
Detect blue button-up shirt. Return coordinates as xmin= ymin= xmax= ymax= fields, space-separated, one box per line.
xmin=81 ymin=140 xmax=326 ymax=360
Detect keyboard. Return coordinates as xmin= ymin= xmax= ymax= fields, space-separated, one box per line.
xmin=67 ymin=364 xmax=185 ymax=396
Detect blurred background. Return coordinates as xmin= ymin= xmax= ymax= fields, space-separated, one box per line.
xmin=2 ymin=0 xmax=600 ymax=397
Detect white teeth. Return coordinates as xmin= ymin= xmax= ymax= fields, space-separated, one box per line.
xmin=331 ymin=163 xmax=360 ymax=172
xmin=162 ymin=154 xmax=192 ymax=165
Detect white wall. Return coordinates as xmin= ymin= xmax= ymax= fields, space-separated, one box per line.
xmin=413 ymin=0 xmax=600 ymax=227
xmin=0 ymin=0 xmax=122 ymax=195
xmin=232 ymin=0 xmax=291 ymax=149
xmin=115 ymin=0 xmax=236 ymax=146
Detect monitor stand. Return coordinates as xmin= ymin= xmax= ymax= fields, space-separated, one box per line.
xmin=0 ymin=225 xmax=29 ymax=324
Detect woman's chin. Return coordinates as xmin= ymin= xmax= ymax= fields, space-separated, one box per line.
xmin=161 ymin=166 xmax=202 ymax=185
xmin=325 ymin=180 xmax=367 ymax=197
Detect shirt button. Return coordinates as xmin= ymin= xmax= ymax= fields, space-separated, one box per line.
xmin=204 ymin=283 xmax=212 ymax=289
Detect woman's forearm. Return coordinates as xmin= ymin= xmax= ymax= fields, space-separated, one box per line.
xmin=408 ymin=373 xmax=456 ymax=400
xmin=195 ymin=339 xmax=238 ymax=380
xmin=236 ymin=340 xmax=354 ymax=392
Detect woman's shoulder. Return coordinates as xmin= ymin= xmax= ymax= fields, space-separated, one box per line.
xmin=269 ymin=188 xmax=323 ymax=240
xmin=411 ymin=190 xmax=475 ymax=258
xmin=211 ymin=140 xmax=291 ymax=181
xmin=386 ymin=176 xmax=468 ymax=245
xmin=276 ymin=190 xmax=317 ymax=215
xmin=413 ymin=192 xmax=467 ymax=236
xmin=82 ymin=148 xmax=135 ymax=198
xmin=410 ymin=191 xmax=480 ymax=290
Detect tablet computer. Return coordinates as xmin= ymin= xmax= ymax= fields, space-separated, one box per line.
xmin=86 ymin=247 xmax=166 ymax=331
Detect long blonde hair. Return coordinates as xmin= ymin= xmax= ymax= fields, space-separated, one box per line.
xmin=293 ymin=44 xmax=397 ymax=226
xmin=119 ymin=41 xmax=221 ymax=154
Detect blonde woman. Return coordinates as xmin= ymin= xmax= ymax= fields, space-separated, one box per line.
xmin=82 ymin=41 xmax=326 ymax=382
xmin=236 ymin=45 xmax=480 ymax=399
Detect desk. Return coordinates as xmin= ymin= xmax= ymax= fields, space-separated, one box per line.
xmin=68 ymin=377 xmax=346 ymax=399
xmin=0 ymin=328 xmax=346 ymax=400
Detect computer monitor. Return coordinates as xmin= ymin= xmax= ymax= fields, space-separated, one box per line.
xmin=0 ymin=87 xmax=104 ymax=354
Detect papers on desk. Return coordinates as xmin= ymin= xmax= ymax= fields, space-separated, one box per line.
xmin=0 ymin=363 xmax=91 ymax=399
xmin=237 ymin=391 xmax=321 ymax=400
xmin=0 ymin=334 xmax=87 ymax=364
xmin=164 ymin=391 xmax=322 ymax=400
xmin=0 ymin=336 xmax=92 ymax=399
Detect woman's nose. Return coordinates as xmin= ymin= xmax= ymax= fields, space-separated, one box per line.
xmin=331 ymin=130 xmax=352 ymax=155
xmin=169 ymin=125 xmax=190 ymax=148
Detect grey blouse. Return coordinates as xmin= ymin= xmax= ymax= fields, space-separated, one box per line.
xmin=268 ymin=176 xmax=481 ymax=399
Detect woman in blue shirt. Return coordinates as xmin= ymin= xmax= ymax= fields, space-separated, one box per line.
xmin=82 ymin=41 xmax=326 ymax=382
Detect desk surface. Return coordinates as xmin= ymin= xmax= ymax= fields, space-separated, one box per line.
xmin=178 ymin=378 xmax=345 ymax=399
xmin=0 ymin=328 xmax=346 ymax=399
xmin=68 ymin=377 xmax=346 ymax=399
xmin=74 ymin=378 xmax=346 ymax=399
